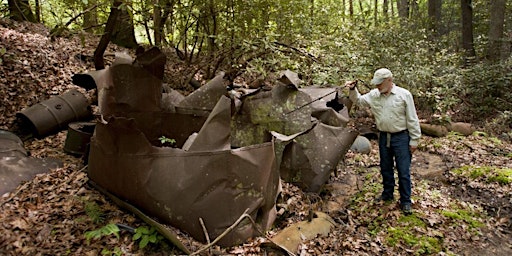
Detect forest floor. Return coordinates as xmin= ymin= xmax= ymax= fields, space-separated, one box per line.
xmin=1 ymin=19 xmax=512 ymax=255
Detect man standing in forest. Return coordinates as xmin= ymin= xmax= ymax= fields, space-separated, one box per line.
xmin=345 ymin=68 xmax=421 ymax=215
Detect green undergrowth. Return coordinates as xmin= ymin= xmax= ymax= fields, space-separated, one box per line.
xmin=347 ymin=167 xmax=486 ymax=255
xmin=451 ymin=165 xmax=512 ymax=185
xmin=386 ymin=214 xmax=443 ymax=255
xmin=441 ymin=207 xmax=484 ymax=230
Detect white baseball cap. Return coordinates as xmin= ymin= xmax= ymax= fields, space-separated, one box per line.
xmin=370 ymin=68 xmax=393 ymax=85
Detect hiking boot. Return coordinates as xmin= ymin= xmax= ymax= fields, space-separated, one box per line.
xmin=401 ymin=203 xmax=412 ymax=215
xmin=374 ymin=195 xmax=394 ymax=204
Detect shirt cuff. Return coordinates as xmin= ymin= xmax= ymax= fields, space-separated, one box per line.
xmin=409 ymin=140 xmax=418 ymax=147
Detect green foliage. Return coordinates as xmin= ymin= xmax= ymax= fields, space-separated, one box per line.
xmin=158 ymin=136 xmax=176 ymax=146
xmin=441 ymin=209 xmax=483 ymax=229
xmin=457 ymin=59 xmax=512 ymax=120
xmin=84 ymin=200 xmax=105 ymax=224
xmin=84 ymin=223 xmax=120 ymax=243
xmin=101 ymin=247 xmax=123 ymax=256
xmin=133 ymin=226 xmax=163 ymax=249
xmin=0 ymin=47 xmax=6 ymax=65
xmin=386 ymin=215 xmax=442 ymax=255
xmin=488 ymin=168 xmax=512 ymax=185
xmin=451 ymin=165 xmax=512 ymax=185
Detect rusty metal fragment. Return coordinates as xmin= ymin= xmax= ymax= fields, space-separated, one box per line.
xmin=88 ymin=107 xmax=279 ymax=246
xmin=84 ymin=49 xmax=279 ymax=247
xmin=230 ymin=83 xmax=358 ymax=192
xmin=270 ymin=211 xmax=335 ymax=254
xmin=80 ymin=48 xmax=357 ymax=249
xmin=0 ymin=130 xmax=62 ymax=195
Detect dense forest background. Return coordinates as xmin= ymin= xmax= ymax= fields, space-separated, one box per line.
xmin=4 ymin=0 xmax=512 ymax=135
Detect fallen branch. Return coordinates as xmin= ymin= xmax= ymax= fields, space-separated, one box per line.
xmin=191 ymin=209 xmax=295 ymax=256
xmin=89 ymin=180 xmax=191 ymax=254
xmin=273 ymin=41 xmax=318 ymax=62
xmin=191 ymin=208 xmax=251 ymax=255
xmin=199 ymin=217 xmax=211 ymax=246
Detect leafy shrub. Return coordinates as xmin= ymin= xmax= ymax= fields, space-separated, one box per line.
xmin=133 ymin=226 xmax=163 ymax=249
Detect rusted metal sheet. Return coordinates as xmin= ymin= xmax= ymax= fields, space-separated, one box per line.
xmin=81 ymin=48 xmax=357 ymax=248
xmin=88 ymin=97 xmax=279 ymax=246
xmin=230 ymin=82 xmax=358 ymax=192
xmin=0 ymin=130 xmax=62 ymax=195
xmin=84 ymin=49 xmax=279 ymax=247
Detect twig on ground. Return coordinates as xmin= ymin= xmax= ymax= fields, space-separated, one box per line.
xmin=199 ymin=217 xmax=211 ymax=246
xmin=191 ymin=208 xmax=251 ymax=255
xmin=0 ymin=180 xmax=32 ymax=207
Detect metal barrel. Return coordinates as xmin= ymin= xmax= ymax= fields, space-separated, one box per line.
xmin=64 ymin=122 xmax=96 ymax=155
xmin=16 ymin=89 xmax=92 ymax=137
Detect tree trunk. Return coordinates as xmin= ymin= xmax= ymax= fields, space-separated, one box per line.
xmin=460 ymin=0 xmax=476 ymax=61
xmin=391 ymin=0 xmax=395 ymax=16
xmin=153 ymin=0 xmax=163 ymax=46
xmin=428 ymin=0 xmax=442 ymax=35
xmin=34 ymin=0 xmax=40 ymax=22
xmin=397 ymin=0 xmax=409 ymax=19
xmin=487 ymin=0 xmax=506 ymax=61
xmin=383 ymin=0 xmax=389 ymax=20
xmin=94 ymin=0 xmax=122 ymax=70
xmin=111 ymin=1 xmax=138 ymax=49
xmin=349 ymin=0 xmax=353 ymax=17
xmin=83 ymin=0 xmax=98 ymax=33
xmin=373 ymin=0 xmax=378 ymax=24
xmin=310 ymin=0 xmax=315 ymax=22
xmin=8 ymin=0 xmax=37 ymax=22
xmin=410 ymin=0 xmax=418 ymax=18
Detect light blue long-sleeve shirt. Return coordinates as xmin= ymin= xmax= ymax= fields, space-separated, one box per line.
xmin=349 ymin=84 xmax=421 ymax=147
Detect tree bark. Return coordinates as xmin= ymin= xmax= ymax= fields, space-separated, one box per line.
xmin=487 ymin=0 xmax=506 ymax=61
xmin=460 ymin=0 xmax=476 ymax=61
xmin=34 ymin=0 xmax=40 ymax=22
xmin=8 ymin=0 xmax=37 ymax=22
xmin=111 ymin=1 xmax=138 ymax=49
xmin=428 ymin=0 xmax=442 ymax=35
xmin=153 ymin=0 xmax=163 ymax=46
xmin=397 ymin=0 xmax=409 ymax=19
xmin=349 ymin=0 xmax=353 ymax=17
xmin=373 ymin=0 xmax=378 ymax=24
xmin=383 ymin=0 xmax=389 ymax=20
xmin=94 ymin=0 xmax=122 ymax=70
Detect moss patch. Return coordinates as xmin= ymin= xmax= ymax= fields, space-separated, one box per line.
xmin=386 ymin=215 xmax=442 ymax=255
xmin=451 ymin=165 xmax=512 ymax=185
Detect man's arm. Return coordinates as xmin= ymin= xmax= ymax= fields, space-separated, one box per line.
xmin=404 ymin=92 xmax=421 ymax=148
xmin=345 ymin=81 xmax=369 ymax=108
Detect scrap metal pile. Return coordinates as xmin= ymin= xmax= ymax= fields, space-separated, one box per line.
xmin=71 ymin=47 xmax=358 ymax=249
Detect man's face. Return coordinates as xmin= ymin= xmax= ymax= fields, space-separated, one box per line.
xmin=376 ymin=77 xmax=392 ymax=94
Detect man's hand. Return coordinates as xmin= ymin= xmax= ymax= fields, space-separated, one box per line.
xmin=410 ymin=146 xmax=417 ymax=154
xmin=345 ymin=80 xmax=357 ymax=90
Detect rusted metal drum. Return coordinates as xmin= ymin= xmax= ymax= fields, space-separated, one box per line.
xmin=0 ymin=130 xmax=27 ymax=157
xmin=16 ymin=89 xmax=92 ymax=137
xmin=64 ymin=122 xmax=96 ymax=155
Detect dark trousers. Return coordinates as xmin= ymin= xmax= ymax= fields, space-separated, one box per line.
xmin=378 ymin=131 xmax=412 ymax=205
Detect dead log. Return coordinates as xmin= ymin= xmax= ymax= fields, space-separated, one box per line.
xmin=447 ymin=122 xmax=475 ymax=136
xmin=420 ymin=123 xmax=449 ymax=137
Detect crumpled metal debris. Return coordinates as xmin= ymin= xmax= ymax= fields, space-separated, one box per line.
xmin=77 ymin=48 xmax=279 ymax=247
xmin=185 ymin=73 xmax=358 ymax=192
xmin=0 ymin=130 xmax=62 ymax=196
xmin=75 ymin=48 xmax=357 ymax=248
xmin=270 ymin=211 xmax=336 ymax=254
